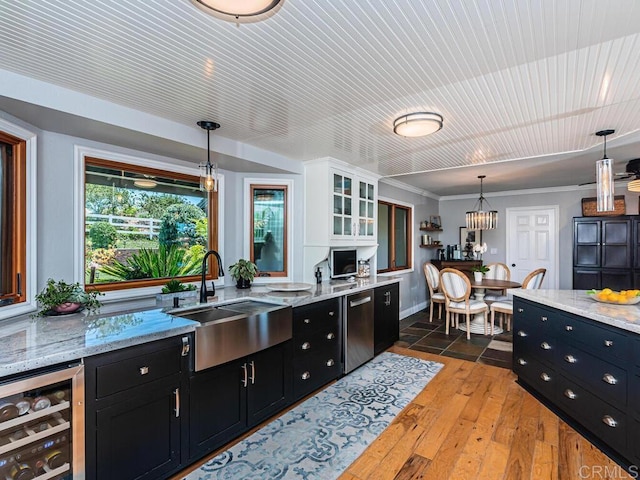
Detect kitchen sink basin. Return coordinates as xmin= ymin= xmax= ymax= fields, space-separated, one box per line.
xmin=172 ymin=300 xmax=292 ymax=371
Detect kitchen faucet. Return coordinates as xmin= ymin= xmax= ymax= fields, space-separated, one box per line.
xmin=200 ymin=250 xmax=224 ymax=303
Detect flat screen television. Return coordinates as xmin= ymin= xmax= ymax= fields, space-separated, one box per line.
xmin=331 ymin=249 xmax=357 ymax=279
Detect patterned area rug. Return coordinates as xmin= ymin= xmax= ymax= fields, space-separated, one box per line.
xmin=183 ymin=352 xmax=443 ymax=480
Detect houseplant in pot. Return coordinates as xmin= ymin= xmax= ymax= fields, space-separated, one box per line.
xmin=156 ymin=278 xmax=197 ymax=306
xmin=34 ymin=278 xmax=103 ymax=317
xmin=229 ymin=259 xmax=258 ymax=289
xmin=471 ymin=265 xmax=489 ymax=283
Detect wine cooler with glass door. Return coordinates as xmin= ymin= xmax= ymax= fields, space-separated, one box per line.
xmin=0 ymin=363 xmax=84 ymax=480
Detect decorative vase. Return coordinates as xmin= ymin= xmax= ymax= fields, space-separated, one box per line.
xmin=473 ymin=272 xmax=483 ymax=283
xmin=236 ymin=278 xmax=251 ymax=289
xmin=52 ymin=302 xmax=82 ymax=313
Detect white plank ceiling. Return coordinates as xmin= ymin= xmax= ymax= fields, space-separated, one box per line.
xmin=2 ymin=0 xmax=640 ymax=195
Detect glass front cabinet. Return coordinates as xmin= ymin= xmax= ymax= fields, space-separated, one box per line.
xmin=330 ymin=168 xmax=376 ymax=242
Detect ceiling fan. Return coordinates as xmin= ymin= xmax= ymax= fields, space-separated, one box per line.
xmin=579 ymin=158 xmax=640 ymax=187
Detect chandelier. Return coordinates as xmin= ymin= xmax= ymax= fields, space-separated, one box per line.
xmin=197 ymin=120 xmax=220 ymax=193
xmin=466 ymin=175 xmax=498 ymax=230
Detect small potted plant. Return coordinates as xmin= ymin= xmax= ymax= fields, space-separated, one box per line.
xmin=156 ymin=279 xmax=198 ymax=305
xmin=229 ymin=259 xmax=258 ymax=289
xmin=471 ymin=265 xmax=490 ymax=283
xmin=34 ymin=278 xmax=103 ymax=317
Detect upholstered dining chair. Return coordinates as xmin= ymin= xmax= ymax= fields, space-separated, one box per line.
xmin=439 ymin=268 xmax=489 ymax=339
xmin=423 ymin=262 xmax=446 ymax=323
xmin=490 ymin=267 xmax=547 ymax=332
xmin=483 ymin=263 xmax=511 ymax=301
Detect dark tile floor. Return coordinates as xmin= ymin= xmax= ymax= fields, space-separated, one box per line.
xmin=397 ymin=308 xmax=513 ymax=369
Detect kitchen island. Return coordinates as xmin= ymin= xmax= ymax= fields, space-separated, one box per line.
xmin=511 ymin=289 xmax=640 ymax=472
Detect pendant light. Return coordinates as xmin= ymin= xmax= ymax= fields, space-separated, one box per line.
xmin=466 ymin=175 xmax=498 ymax=230
xmin=595 ymin=129 xmax=615 ymax=212
xmin=198 ymin=120 xmax=220 ymax=193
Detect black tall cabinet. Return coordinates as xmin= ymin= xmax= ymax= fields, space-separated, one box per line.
xmin=573 ymin=216 xmax=637 ymax=290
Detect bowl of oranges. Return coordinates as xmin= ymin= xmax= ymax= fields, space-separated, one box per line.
xmin=587 ymin=288 xmax=640 ymax=305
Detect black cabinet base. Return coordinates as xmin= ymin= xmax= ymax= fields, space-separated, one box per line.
xmin=516 ymin=378 xmax=637 ymax=476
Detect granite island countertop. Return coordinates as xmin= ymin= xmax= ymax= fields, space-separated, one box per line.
xmin=0 ymin=276 xmax=400 ymax=378
xmin=512 ymin=289 xmax=640 ymax=335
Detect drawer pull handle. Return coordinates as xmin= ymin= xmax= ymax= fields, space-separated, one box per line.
xmin=326 ymin=332 xmax=335 ymax=340
xmin=139 ymin=366 xmax=149 ymax=375
xmin=326 ymin=359 xmax=335 ymax=367
xmin=540 ymin=372 xmax=551 ymax=382
xmin=604 ymin=340 xmax=614 ymax=347
xmin=174 ymin=388 xmax=180 ymax=417
xmin=517 ymin=331 xmax=528 ymax=337
xmin=602 ymin=415 xmax=618 ymax=428
xmin=301 ymin=371 xmax=310 ymax=380
xmin=541 ymin=316 xmax=548 ymax=322
xmin=518 ymin=308 xmax=524 ymax=313
xmin=328 ymin=311 xmax=335 ymax=316
xmin=241 ymin=364 xmax=248 ymax=387
xmin=564 ymin=354 xmax=577 ymax=364
xmin=517 ymin=358 xmax=527 ymax=366
xmin=304 ymin=318 xmax=311 ymax=324
xmin=602 ymin=373 xmax=618 ymax=385
xmin=301 ymin=342 xmax=311 ymax=350
xmin=540 ymin=342 xmax=551 ymax=350
xmin=564 ymin=389 xmax=576 ymax=400
xmin=565 ymin=325 xmax=573 ymax=331
xmin=249 ymin=361 xmax=256 ymax=385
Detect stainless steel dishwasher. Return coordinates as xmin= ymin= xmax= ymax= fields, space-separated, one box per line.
xmin=344 ymin=290 xmax=374 ymax=373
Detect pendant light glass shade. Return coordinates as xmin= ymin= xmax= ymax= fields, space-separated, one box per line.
xmin=466 ymin=175 xmax=498 ymax=230
xmin=595 ymin=129 xmax=615 ymax=212
xmin=198 ymin=121 xmax=220 ymax=193
xmin=393 ymin=112 xmax=443 ymax=137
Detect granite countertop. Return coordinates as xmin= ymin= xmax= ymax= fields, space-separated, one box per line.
xmin=0 ymin=276 xmax=400 ymax=378
xmin=512 ymin=289 xmax=640 ymax=335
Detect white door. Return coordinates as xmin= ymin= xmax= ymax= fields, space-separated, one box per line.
xmin=505 ymin=206 xmax=559 ymax=289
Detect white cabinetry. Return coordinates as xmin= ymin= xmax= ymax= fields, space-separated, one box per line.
xmin=303 ymin=158 xmax=379 ymax=283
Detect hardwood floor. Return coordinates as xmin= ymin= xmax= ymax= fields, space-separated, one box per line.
xmin=175 ymin=346 xmax=632 ymax=480
xmin=339 ymin=346 xmax=632 ymax=480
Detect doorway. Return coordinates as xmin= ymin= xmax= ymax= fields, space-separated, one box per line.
xmin=505 ymin=206 xmax=559 ymax=289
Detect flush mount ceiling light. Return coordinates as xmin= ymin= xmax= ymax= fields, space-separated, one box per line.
xmin=393 ymin=112 xmax=443 ymax=137
xmin=133 ymin=178 xmax=157 ymax=189
xmin=198 ymin=120 xmax=220 ymax=193
xmin=191 ymin=0 xmax=283 ymax=23
xmin=595 ymin=129 xmax=615 ymax=212
xmin=466 ymin=175 xmax=498 ymax=230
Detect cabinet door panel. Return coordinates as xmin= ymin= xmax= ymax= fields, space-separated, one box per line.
xmin=573 ymin=269 xmax=600 ymax=290
xmin=188 ymin=358 xmax=246 ymax=460
xmin=374 ymin=284 xmax=399 ymax=355
xmin=95 ymin=377 xmax=180 ymax=480
xmin=601 ymin=270 xmax=633 ymax=290
xmin=575 ymin=220 xmax=600 ymax=244
xmin=575 ymin=245 xmax=600 ymax=267
xmin=246 ymin=343 xmax=292 ymax=427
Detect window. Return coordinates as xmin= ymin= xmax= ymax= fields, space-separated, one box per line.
xmin=377 ymin=200 xmax=412 ymax=273
xmin=84 ymin=157 xmax=218 ymax=291
xmin=0 ymin=131 xmax=27 ymax=307
xmin=249 ymin=184 xmax=288 ymax=277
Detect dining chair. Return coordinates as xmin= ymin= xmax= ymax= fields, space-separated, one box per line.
xmin=483 ymin=263 xmax=511 ymax=301
xmin=439 ymin=268 xmax=489 ymax=339
xmin=423 ymin=262 xmax=446 ymax=323
xmin=490 ymin=267 xmax=546 ymax=332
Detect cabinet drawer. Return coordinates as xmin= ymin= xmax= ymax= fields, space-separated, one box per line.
xmin=293 ymin=298 xmax=340 ymax=336
xmin=93 ymin=341 xmax=183 ymax=399
xmin=555 ymin=315 xmax=630 ymax=361
xmin=557 ymin=374 xmax=627 ymax=454
xmin=293 ymin=352 xmax=341 ymax=399
xmin=628 ymin=370 xmax=640 ymax=417
xmin=513 ymin=328 xmax=555 ymax=367
xmin=556 ymin=344 xmax=627 ymax=407
xmin=294 ymin=326 xmax=341 ymax=357
xmin=513 ymin=354 xmax=556 ymax=402
xmin=513 ymin=301 xmax=555 ymax=332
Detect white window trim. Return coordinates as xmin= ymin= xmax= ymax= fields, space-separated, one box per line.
xmin=377 ymin=195 xmax=415 ymax=275
xmin=0 ymin=118 xmax=37 ymax=320
xmin=73 ymin=145 xmax=225 ymax=302
xmin=242 ymin=178 xmax=293 ymax=283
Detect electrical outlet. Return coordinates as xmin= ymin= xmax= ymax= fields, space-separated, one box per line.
xmin=490 ymin=248 xmax=497 ymax=255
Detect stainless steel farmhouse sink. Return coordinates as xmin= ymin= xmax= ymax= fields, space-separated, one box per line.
xmin=172 ymin=300 xmax=292 ymax=372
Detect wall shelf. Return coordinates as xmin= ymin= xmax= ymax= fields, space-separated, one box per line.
xmin=419 ymin=227 xmax=442 ymax=232
xmin=419 ymin=244 xmax=442 ymax=248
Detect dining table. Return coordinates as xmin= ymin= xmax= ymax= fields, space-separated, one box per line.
xmin=457 ymin=278 xmax=522 ymax=335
